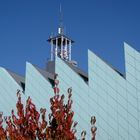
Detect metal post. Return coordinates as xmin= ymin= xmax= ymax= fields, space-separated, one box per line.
xmin=51 ymin=39 xmax=53 ymax=61
xmin=65 ymin=38 xmax=68 ymax=60
xmin=61 ymin=36 xmax=63 ymax=58
xmin=69 ymin=40 xmax=71 ymax=61
xmin=55 ymin=38 xmax=58 ymax=59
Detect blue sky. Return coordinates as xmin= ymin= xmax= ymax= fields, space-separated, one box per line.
xmin=0 ymin=0 xmax=140 ymax=76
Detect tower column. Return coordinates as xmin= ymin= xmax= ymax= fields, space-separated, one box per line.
xmin=61 ymin=36 xmax=63 ymax=59
xmin=51 ymin=39 xmax=53 ymax=61
xmin=55 ymin=38 xmax=58 ymax=58
xmin=64 ymin=38 xmax=68 ymax=60
xmin=69 ymin=40 xmax=72 ymax=61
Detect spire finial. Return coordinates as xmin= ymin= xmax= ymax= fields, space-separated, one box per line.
xmin=58 ymin=3 xmax=64 ymax=35
xmin=60 ymin=3 xmax=62 ymax=13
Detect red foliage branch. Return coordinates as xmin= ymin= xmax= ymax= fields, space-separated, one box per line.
xmin=0 ymin=112 xmax=6 ymax=140
xmin=0 ymin=74 xmax=97 ymax=140
xmin=46 ymin=74 xmax=77 ymax=139
xmin=2 ymin=90 xmax=47 ymax=140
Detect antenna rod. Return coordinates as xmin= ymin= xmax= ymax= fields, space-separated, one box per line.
xmin=58 ymin=3 xmax=63 ymax=34
xmin=60 ymin=4 xmax=62 ymax=27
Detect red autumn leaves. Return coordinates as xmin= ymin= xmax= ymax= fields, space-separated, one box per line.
xmin=0 ymin=74 xmax=97 ymax=140
xmin=0 ymin=90 xmax=47 ymax=140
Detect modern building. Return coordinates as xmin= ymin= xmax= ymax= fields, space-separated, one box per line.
xmin=0 ymin=17 xmax=140 ymax=140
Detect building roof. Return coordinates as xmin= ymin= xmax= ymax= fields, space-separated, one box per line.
xmin=47 ymin=34 xmax=74 ymax=44
xmin=33 ymin=64 xmax=55 ymax=80
xmin=64 ymin=60 xmax=88 ymax=83
xmin=46 ymin=60 xmax=88 ymax=83
xmin=7 ymin=70 xmax=25 ymax=91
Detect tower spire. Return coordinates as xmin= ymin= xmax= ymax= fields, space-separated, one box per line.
xmin=47 ymin=5 xmax=77 ymax=67
xmin=58 ymin=4 xmax=64 ymax=35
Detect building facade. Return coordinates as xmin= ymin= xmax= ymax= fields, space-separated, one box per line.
xmin=0 ymin=24 xmax=140 ymax=139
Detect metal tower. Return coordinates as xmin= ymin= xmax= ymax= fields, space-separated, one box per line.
xmin=47 ymin=5 xmax=77 ymax=66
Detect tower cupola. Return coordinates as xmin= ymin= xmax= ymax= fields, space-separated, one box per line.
xmin=47 ymin=33 xmax=74 ymax=62
xmin=47 ymin=5 xmax=77 ymax=66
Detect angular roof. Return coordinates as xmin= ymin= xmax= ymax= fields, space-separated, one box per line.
xmin=64 ymin=61 xmax=88 ymax=83
xmin=33 ymin=64 xmax=55 ymax=80
xmin=7 ymin=70 xmax=25 ymax=91
xmin=46 ymin=60 xmax=88 ymax=83
xmin=7 ymin=70 xmax=25 ymax=85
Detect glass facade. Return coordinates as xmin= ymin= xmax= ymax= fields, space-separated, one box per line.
xmin=0 ymin=67 xmax=23 ymax=116
xmin=0 ymin=43 xmax=140 ymax=139
xmin=88 ymin=43 xmax=140 ymax=140
xmin=25 ymin=62 xmax=53 ymax=110
xmin=55 ymin=57 xmax=90 ymax=138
